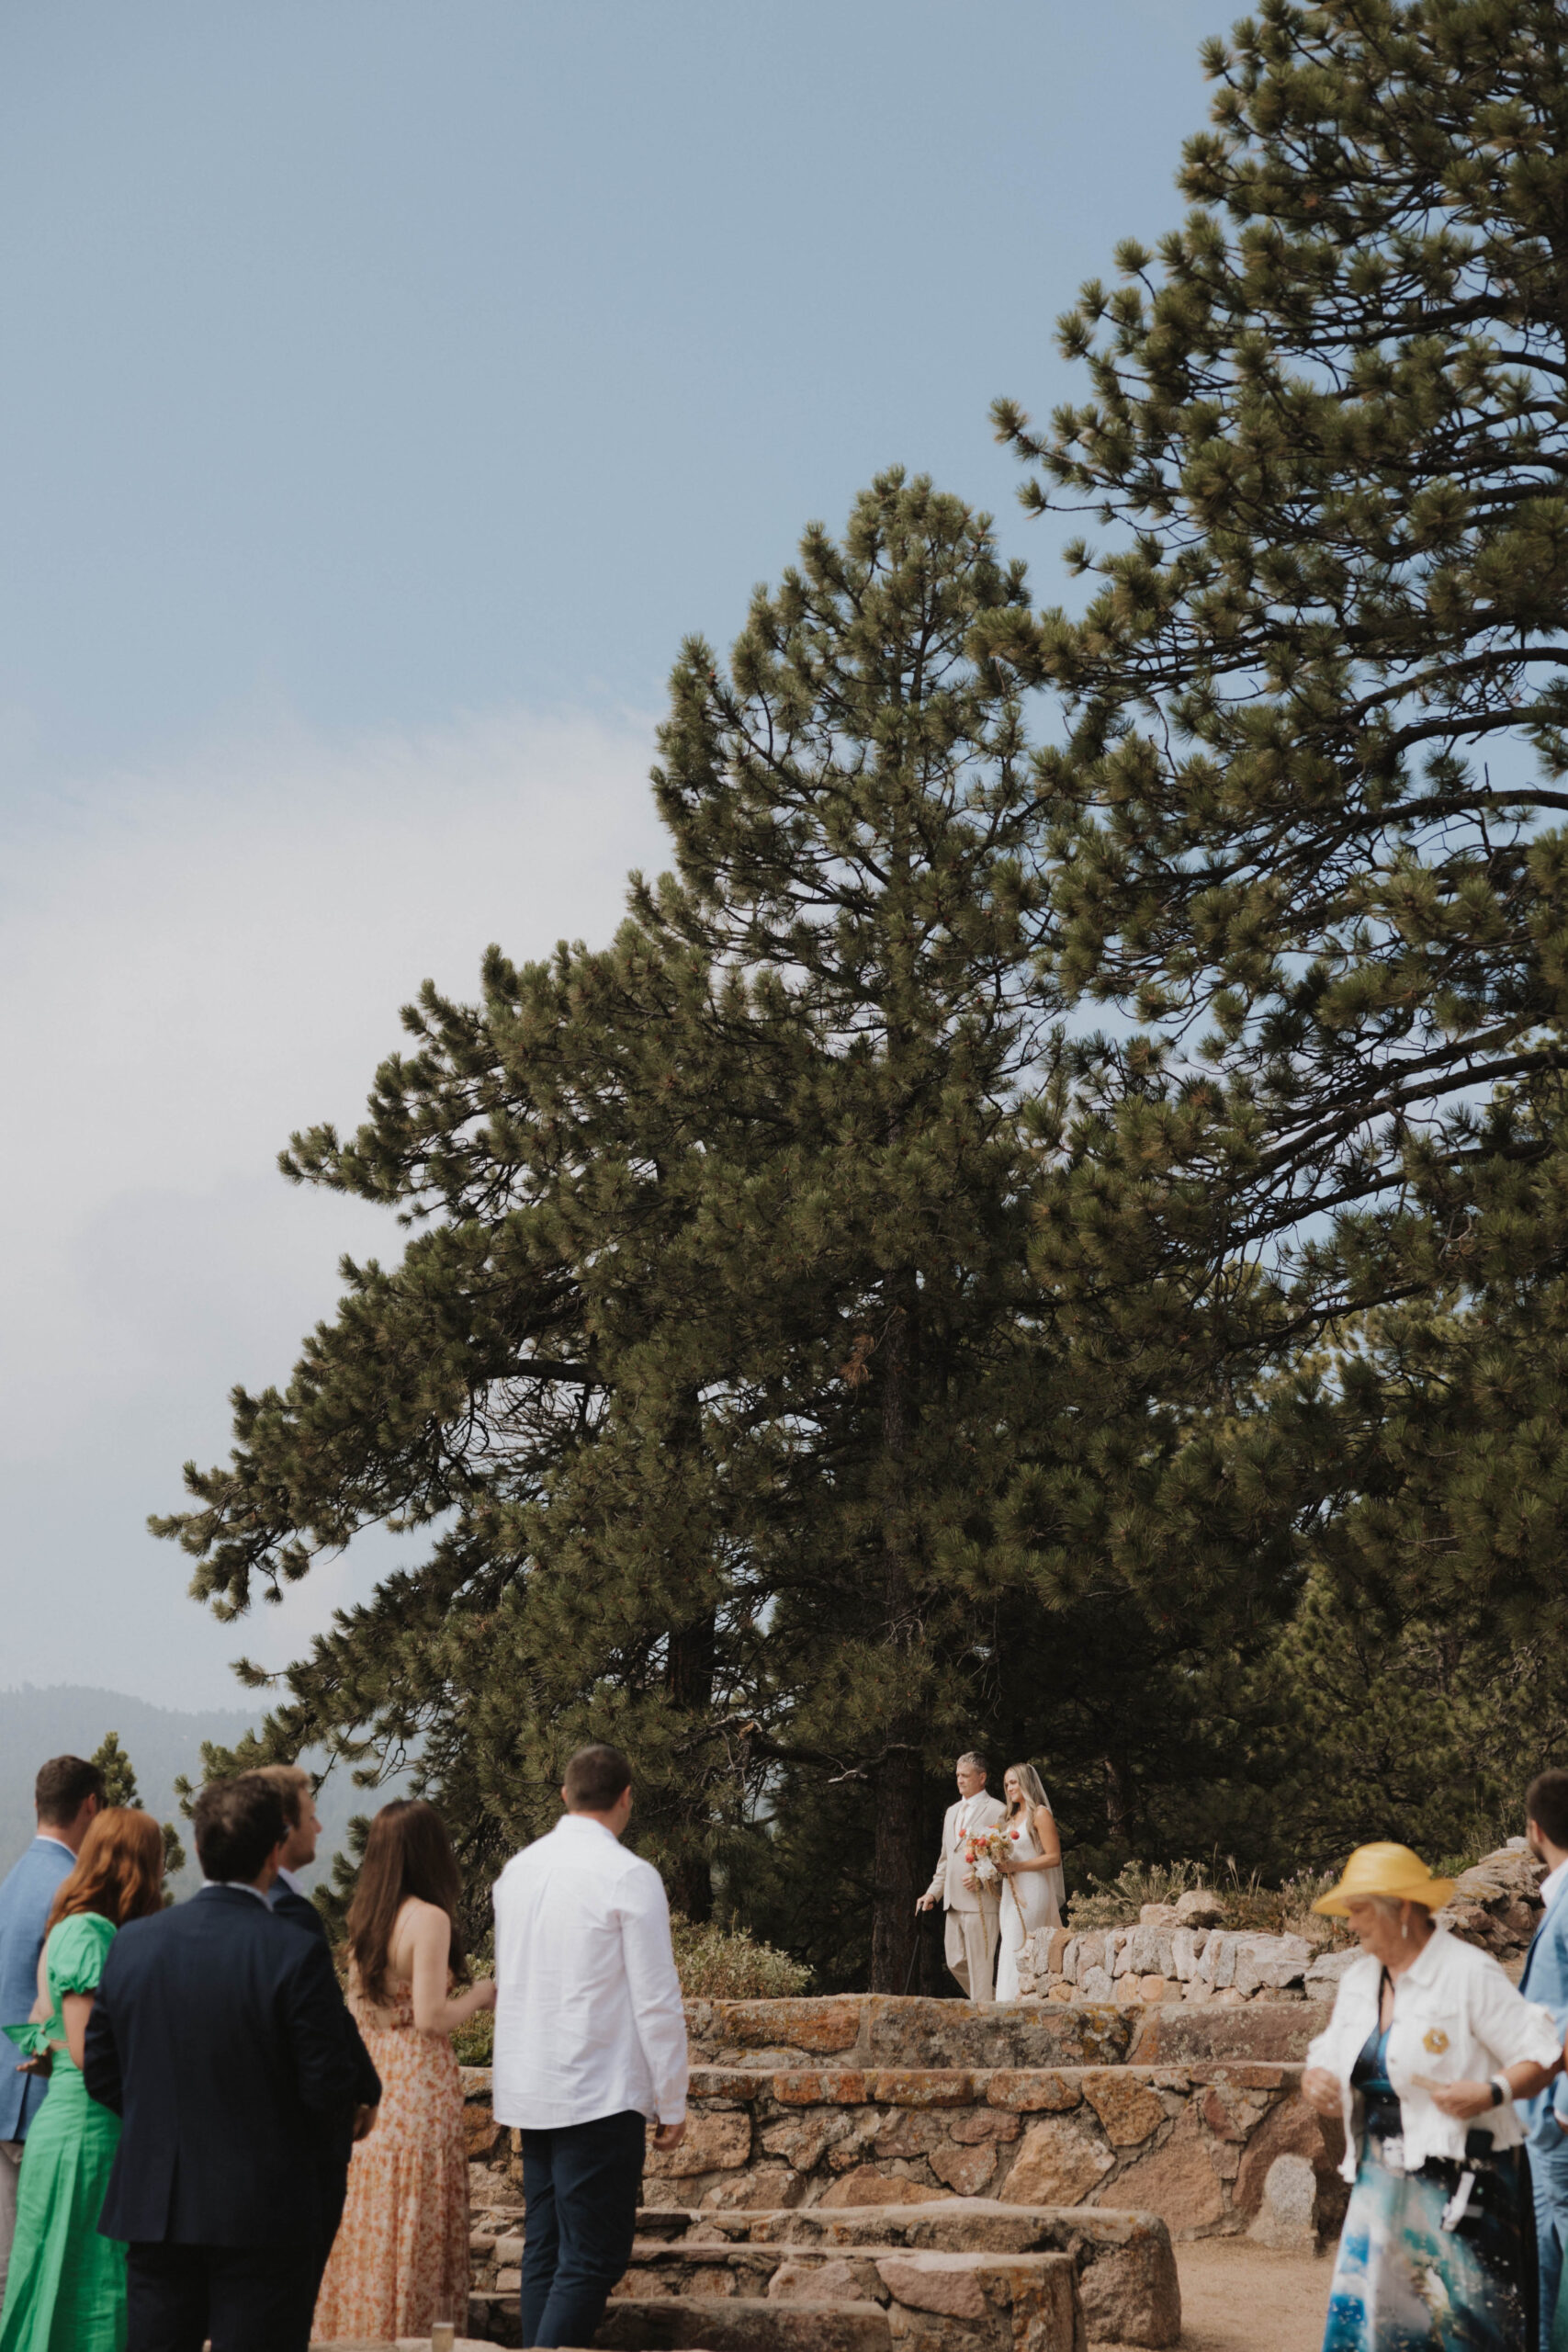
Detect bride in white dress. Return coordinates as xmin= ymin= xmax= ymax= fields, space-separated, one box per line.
xmin=993 ymin=1762 xmax=1065 ymax=2002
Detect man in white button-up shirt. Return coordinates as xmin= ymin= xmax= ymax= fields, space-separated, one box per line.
xmin=492 ymin=1744 xmax=688 ymax=2348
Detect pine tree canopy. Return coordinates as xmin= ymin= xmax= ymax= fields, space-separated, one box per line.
xmin=993 ymin=0 xmax=1568 ymax=1307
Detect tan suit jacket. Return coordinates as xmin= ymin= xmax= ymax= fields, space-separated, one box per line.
xmin=923 ymin=1793 xmax=1007 ymax=1914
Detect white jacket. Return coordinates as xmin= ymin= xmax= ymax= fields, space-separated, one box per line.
xmin=1306 ymin=1925 xmax=1561 ymax=2182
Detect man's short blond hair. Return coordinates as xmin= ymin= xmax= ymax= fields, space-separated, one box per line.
xmin=243 ymin=1763 xmax=311 ymax=1830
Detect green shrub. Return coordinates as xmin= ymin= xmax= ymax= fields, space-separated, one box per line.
xmin=669 ymin=1915 xmax=812 ymax=2001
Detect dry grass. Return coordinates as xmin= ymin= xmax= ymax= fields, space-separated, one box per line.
xmin=1066 ymin=1856 xmax=1350 ymax=1945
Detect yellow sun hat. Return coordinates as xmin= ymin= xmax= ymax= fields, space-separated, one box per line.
xmin=1312 ymin=1842 xmax=1456 ymax=1917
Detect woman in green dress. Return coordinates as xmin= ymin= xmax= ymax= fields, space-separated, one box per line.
xmin=0 ymin=1807 xmax=164 ymax=2352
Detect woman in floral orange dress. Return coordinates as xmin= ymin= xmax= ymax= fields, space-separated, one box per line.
xmin=312 ymin=1802 xmax=495 ymax=2344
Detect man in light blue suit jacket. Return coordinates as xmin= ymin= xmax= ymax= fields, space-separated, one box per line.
xmin=0 ymin=1754 xmax=105 ymax=2301
xmin=1522 ymin=1770 xmax=1568 ymax=2351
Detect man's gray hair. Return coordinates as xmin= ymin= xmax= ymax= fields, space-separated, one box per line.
xmin=957 ymin=1751 xmax=988 ymax=1775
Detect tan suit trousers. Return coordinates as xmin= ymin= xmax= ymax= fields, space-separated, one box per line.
xmin=944 ymin=1895 xmax=1000 ymax=2005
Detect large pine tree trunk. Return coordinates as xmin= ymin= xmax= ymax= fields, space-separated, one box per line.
xmin=869 ymin=1286 xmax=925 ymax=1991
xmin=871 ymin=1741 xmax=925 ymax=1990
xmin=665 ymin=1610 xmax=716 ymax=1922
xmin=1102 ymin=1751 xmax=1130 ymax=1843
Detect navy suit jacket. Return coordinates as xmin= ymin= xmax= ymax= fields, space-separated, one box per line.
xmin=0 ymin=1838 xmax=76 ymax=2140
xmin=267 ymin=1881 xmax=381 ymax=2116
xmin=83 ymin=1885 xmax=361 ymax=2245
xmin=268 ymin=1882 xmax=323 ymax=1940
xmin=1519 ymin=1877 xmax=1568 ymax=2150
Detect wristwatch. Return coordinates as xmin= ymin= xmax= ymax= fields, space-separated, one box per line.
xmin=1490 ymin=2075 xmax=1510 ymax=2109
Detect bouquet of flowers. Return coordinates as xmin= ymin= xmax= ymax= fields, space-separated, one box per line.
xmin=964 ymin=1822 xmax=1028 ymax=1918
xmin=963 ymin=1826 xmax=1014 ymax=1884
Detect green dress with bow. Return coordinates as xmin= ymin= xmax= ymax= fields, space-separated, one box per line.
xmin=0 ymin=1912 xmax=124 ymax=2352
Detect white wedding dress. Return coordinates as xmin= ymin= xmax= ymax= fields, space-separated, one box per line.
xmin=994 ymin=1806 xmax=1065 ymax=2002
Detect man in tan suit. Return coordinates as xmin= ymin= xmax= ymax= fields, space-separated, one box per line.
xmin=916 ymin=1751 xmax=1007 ymax=2004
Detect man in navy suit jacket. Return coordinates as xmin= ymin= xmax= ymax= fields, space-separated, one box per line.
xmin=247 ymin=1764 xmax=380 ymax=2295
xmin=84 ymin=1775 xmax=366 ymax=2352
xmin=0 ymin=1753 xmax=104 ymax=2302
xmin=1522 ymin=1770 xmax=1568 ymax=2351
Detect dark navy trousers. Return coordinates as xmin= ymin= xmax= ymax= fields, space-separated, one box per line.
xmin=520 ymin=2107 xmax=646 ymax=2348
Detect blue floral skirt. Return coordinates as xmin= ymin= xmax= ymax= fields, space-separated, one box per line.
xmin=1322 ymin=2096 xmax=1534 ymax=2351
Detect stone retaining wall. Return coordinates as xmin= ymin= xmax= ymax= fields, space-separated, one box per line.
xmin=461 ymin=1996 xmax=1352 ymax=2346
xmin=465 ymin=2062 xmax=1338 ymax=2243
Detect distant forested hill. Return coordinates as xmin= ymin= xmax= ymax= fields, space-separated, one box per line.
xmin=0 ymin=1685 xmax=393 ymax=1894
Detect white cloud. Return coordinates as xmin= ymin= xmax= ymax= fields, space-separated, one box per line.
xmin=0 ymin=705 xmax=662 ymax=1704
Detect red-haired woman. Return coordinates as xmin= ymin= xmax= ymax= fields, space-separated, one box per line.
xmin=0 ymin=1807 xmax=164 ymax=2352
xmin=312 ymin=1801 xmax=494 ymax=2344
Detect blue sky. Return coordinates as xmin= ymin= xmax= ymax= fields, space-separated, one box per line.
xmin=3 ymin=1 xmax=1230 ymax=1706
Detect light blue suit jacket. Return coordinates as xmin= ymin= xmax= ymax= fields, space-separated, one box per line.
xmin=1518 ymin=1872 xmax=1568 ymax=2152
xmin=0 ymin=1837 xmax=76 ymax=2141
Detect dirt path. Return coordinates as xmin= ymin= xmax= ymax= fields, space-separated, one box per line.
xmin=1176 ymin=2239 xmax=1332 ymax=2352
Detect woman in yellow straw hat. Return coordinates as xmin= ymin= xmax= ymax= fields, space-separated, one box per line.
xmin=1302 ymin=1842 xmax=1562 ymax=2350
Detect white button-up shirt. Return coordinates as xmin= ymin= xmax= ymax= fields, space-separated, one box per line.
xmin=1306 ymin=1924 xmax=1560 ymax=2180
xmin=491 ymin=1814 xmax=689 ymax=2131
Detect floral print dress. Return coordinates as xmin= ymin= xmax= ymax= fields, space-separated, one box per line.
xmin=311 ymin=1972 xmax=469 ymax=2343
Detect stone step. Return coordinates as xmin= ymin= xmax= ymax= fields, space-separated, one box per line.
xmin=686 ymin=1996 xmax=1125 ymax=2071
xmin=679 ymin=1994 xmax=1328 ymax=2072
xmin=600 ymin=2300 xmax=892 ymax=2352
xmin=602 ymin=2257 xmax=1083 ymax=2352
xmin=630 ymin=2242 xmax=1161 ymax=2348
xmin=1133 ymin=2007 xmax=1327 ymax=2065
xmin=684 ymin=2056 xmax=1307 ymax=2111
xmin=465 ymin=2199 xmax=1174 ymax=2348
xmin=632 ymin=2199 xmax=1178 ymax=2347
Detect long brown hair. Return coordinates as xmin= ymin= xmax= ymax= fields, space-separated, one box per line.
xmin=345 ymin=1800 xmax=469 ymax=2005
xmin=47 ymin=1808 xmax=164 ymax=1933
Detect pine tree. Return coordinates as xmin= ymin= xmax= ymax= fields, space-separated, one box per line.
xmin=971 ymin=0 xmax=1568 ymax=1866
xmin=1292 ymin=1084 xmax=1568 ymax=1709
xmin=990 ymin=0 xmax=1568 ymax=1313
xmin=645 ymin=469 xmax=1052 ymax=1984
xmin=155 ymin=921 xmax=772 ymax=1931
xmin=155 ymin=473 xmax=1070 ymax=1984
xmin=89 ymin=1733 xmax=186 ymax=1879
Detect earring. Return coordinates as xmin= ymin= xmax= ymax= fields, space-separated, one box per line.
xmin=1402 ymin=1921 xmax=1410 ymax=1943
